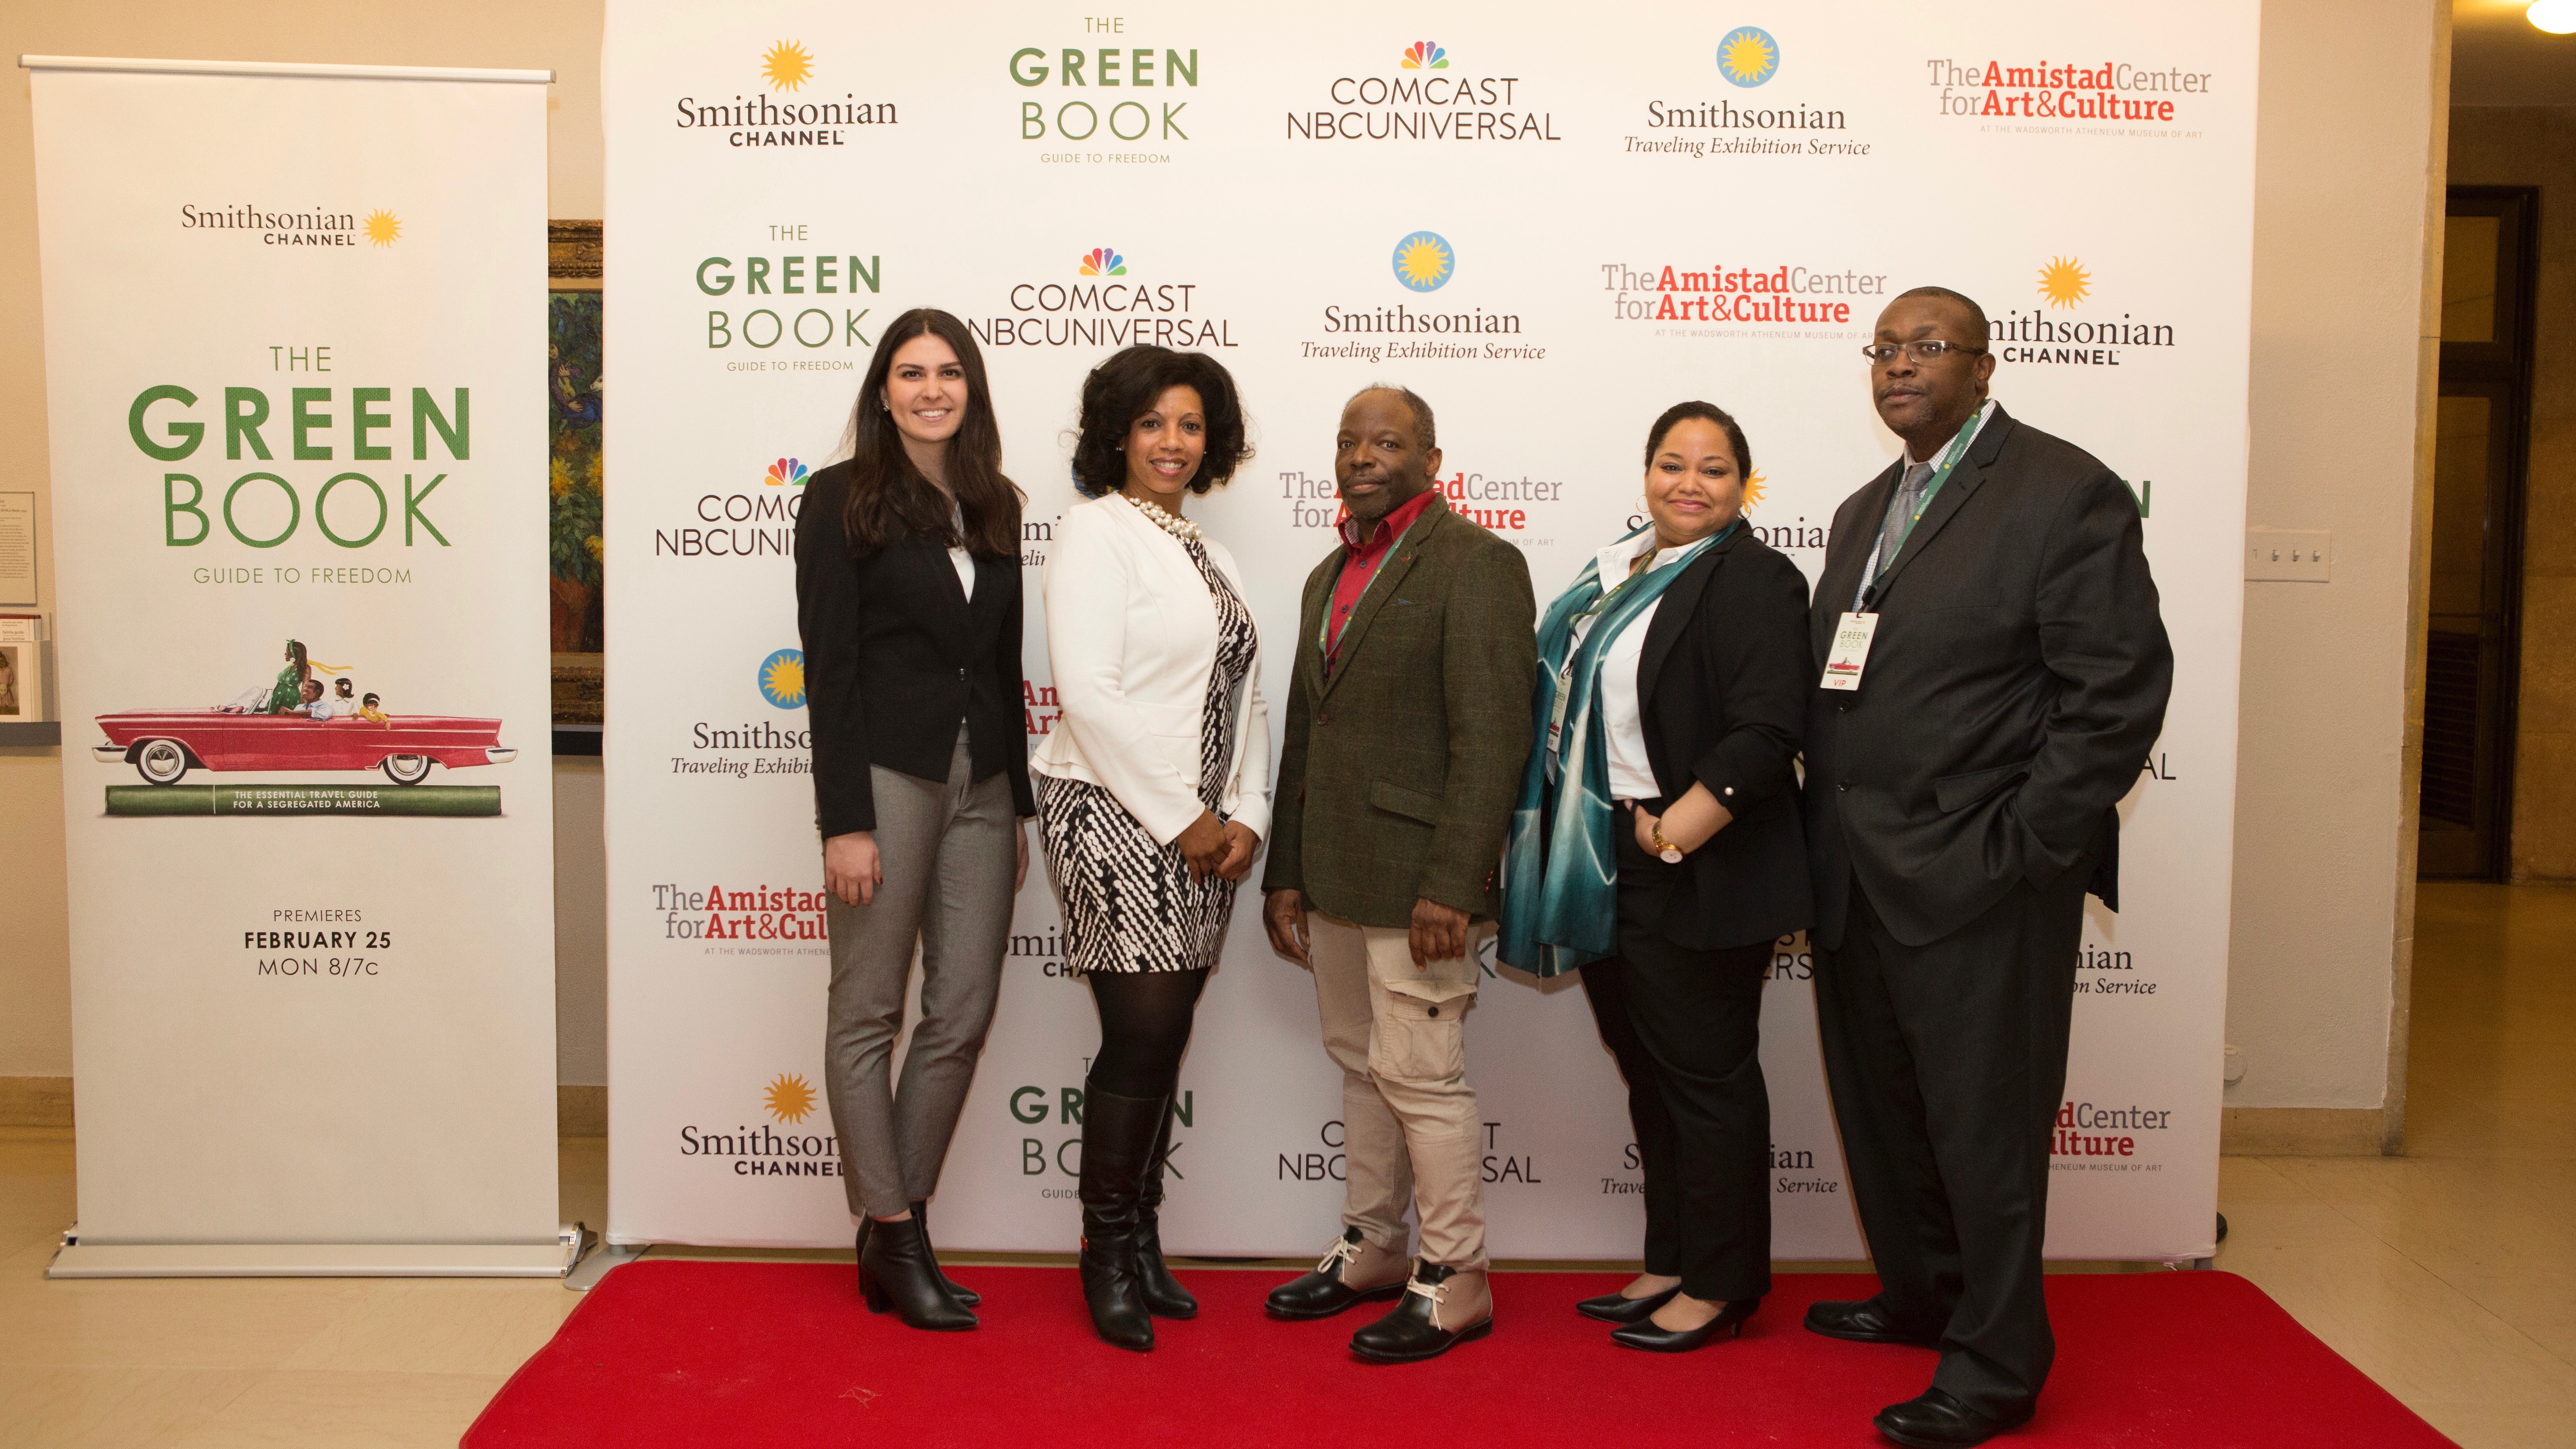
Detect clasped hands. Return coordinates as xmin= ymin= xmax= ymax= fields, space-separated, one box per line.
xmin=1262 ymin=889 xmax=1468 ymax=970
xmin=1174 ymin=809 xmax=1260 ymax=884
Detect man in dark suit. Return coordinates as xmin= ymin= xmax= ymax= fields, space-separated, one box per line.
xmin=1258 ymin=385 xmax=1537 ymax=1363
xmin=1802 ymin=288 xmax=2172 ymax=1447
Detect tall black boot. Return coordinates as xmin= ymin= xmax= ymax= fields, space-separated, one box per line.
xmin=858 ymin=1216 xmax=977 ymax=1331
xmin=1135 ymin=1095 xmax=1199 ymax=1319
xmin=910 ymin=1199 xmax=981 ymax=1308
xmin=1078 ymin=1082 xmax=1162 ymax=1351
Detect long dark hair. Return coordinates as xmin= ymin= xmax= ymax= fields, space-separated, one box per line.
xmin=1069 ymin=346 xmax=1253 ymax=498
xmin=841 ymin=309 xmax=1020 ymax=558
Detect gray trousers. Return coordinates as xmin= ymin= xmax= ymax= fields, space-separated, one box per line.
xmin=824 ymin=729 xmax=1017 ymax=1220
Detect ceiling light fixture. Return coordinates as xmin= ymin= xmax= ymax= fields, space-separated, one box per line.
xmin=2531 ymin=0 xmax=2576 ymax=35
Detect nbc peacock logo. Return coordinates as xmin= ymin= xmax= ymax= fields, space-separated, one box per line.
xmin=1079 ymin=247 xmax=1127 ymax=276
xmin=758 ymin=648 xmax=806 ymax=709
xmin=764 ymin=457 xmax=809 ymax=487
xmin=760 ymin=41 xmax=814 ymax=92
xmin=1716 ymin=26 xmax=1779 ymax=87
xmin=2038 ymin=256 xmax=2091 ymax=309
xmin=1391 ymin=231 xmax=1454 ymax=292
xmin=764 ymin=1073 xmax=818 ymax=1123
xmin=1401 ymin=41 xmax=1448 ymax=70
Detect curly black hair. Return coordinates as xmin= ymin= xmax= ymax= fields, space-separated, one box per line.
xmin=1070 ymin=346 xmax=1253 ymax=498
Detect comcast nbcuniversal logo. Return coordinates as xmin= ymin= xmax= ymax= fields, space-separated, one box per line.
xmin=1079 ymin=247 xmax=1128 ymax=277
xmin=1401 ymin=41 xmax=1448 ymax=70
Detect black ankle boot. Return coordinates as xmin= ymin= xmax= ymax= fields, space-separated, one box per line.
xmin=1078 ymin=1082 xmax=1163 ymax=1351
xmin=858 ymin=1216 xmax=976 ymax=1331
xmin=1134 ymin=1097 xmax=1198 ymax=1320
xmin=910 ymin=1199 xmax=980 ymax=1308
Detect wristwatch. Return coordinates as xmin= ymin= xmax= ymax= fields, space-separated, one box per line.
xmin=1649 ymin=819 xmax=1684 ymax=864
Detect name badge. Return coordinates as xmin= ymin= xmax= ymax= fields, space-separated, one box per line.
xmin=1819 ymin=611 xmax=1878 ymax=692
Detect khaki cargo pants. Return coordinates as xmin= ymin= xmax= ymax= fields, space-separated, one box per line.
xmin=1306 ymin=912 xmax=1490 ymax=1271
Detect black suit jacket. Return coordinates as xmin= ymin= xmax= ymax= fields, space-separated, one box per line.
xmin=794 ymin=460 xmax=1034 ymax=839
xmin=1803 ymin=406 xmax=2172 ymax=949
xmin=1627 ymin=527 xmax=1815 ymax=951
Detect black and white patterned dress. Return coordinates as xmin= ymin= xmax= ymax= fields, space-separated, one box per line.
xmin=1038 ymin=533 xmax=1258 ymax=974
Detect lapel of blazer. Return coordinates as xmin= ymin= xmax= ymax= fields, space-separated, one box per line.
xmin=1867 ymin=405 xmax=2016 ymax=607
xmin=1295 ymin=549 xmax=1338 ymax=706
xmin=1636 ymin=528 xmax=1733 ymax=710
xmin=1818 ymin=460 xmax=1903 ymax=629
xmin=1318 ymin=496 xmax=1450 ymax=703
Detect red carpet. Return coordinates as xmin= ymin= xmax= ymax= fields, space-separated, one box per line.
xmin=464 ymin=1263 xmax=2454 ymax=1448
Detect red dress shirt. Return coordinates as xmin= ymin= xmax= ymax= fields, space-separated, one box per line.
xmin=1324 ymin=488 xmax=1440 ymax=674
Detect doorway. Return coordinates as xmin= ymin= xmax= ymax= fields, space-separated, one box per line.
xmin=2418 ymin=187 xmax=2536 ymax=880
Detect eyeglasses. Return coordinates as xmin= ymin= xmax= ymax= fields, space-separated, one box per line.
xmin=1860 ymin=339 xmax=1987 ymax=365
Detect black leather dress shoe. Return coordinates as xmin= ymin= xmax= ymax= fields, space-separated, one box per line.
xmin=1349 ymin=1263 xmax=1491 ymax=1364
xmin=1872 ymin=1387 xmax=2033 ymax=1448
xmin=1805 ymin=1297 xmax=1936 ymax=1347
xmin=1576 ymin=1284 xmax=1680 ymax=1324
xmin=1265 ymin=1227 xmax=1406 ymax=1320
xmin=1609 ymin=1295 xmax=1758 ymax=1352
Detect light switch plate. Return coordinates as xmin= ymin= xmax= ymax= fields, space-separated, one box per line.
xmin=2246 ymin=528 xmax=2331 ymax=582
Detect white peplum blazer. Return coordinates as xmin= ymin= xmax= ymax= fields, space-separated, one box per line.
xmin=1029 ymin=492 xmax=1271 ymax=845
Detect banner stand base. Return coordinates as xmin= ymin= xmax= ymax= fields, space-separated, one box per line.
xmin=45 ymin=1224 xmax=585 ymax=1279
xmin=566 ymin=1239 xmax=648 ymax=1291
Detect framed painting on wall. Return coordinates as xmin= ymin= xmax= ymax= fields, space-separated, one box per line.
xmin=549 ymin=220 xmax=604 ymax=750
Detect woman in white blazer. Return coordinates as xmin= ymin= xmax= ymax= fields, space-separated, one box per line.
xmin=1030 ymin=345 xmax=1267 ymax=1352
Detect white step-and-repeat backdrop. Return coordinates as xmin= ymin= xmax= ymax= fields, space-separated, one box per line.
xmin=603 ymin=0 xmax=2253 ymax=1260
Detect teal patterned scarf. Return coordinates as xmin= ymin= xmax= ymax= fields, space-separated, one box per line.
xmin=1497 ymin=524 xmax=1730 ymax=977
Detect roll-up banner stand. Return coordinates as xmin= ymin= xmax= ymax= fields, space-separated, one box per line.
xmin=28 ymin=56 xmax=568 ymax=1277
xmin=602 ymin=1 xmax=2253 ymax=1263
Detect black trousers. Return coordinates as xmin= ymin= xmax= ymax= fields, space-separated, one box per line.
xmin=1813 ymin=864 xmax=2088 ymax=1417
xmin=1577 ymin=820 xmax=1772 ymax=1303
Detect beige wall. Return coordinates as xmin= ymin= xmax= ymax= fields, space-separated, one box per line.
xmin=2447 ymin=108 xmax=2576 ymax=882
xmin=0 ymin=3 xmax=2454 ymax=1137
xmin=2223 ymin=0 xmax=2448 ymax=1127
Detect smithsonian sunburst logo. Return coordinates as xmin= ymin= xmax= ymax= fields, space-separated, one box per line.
xmin=758 ymin=649 xmax=806 ymax=709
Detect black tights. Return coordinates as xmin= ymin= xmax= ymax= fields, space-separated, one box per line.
xmin=1085 ymin=968 xmax=1209 ymax=1099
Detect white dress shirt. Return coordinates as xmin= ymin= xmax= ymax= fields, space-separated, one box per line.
xmin=1571 ymin=532 xmax=1691 ymax=803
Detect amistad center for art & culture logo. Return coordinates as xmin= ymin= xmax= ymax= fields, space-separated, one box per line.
xmin=673 ymin=40 xmax=896 ymax=147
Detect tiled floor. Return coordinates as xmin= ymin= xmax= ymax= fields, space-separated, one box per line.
xmin=0 ymin=881 xmax=2568 ymax=1447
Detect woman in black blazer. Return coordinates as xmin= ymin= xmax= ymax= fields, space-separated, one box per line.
xmin=794 ymin=308 xmax=1031 ymax=1333
xmin=1499 ymin=401 xmax=1812 ymax=1351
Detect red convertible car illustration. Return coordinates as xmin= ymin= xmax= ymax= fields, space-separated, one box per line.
xmin=92 ymin=711 xmax=518 ymax=786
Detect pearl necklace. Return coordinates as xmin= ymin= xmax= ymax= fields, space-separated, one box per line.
xmin=1126 ymin=493 xmax=1202 ymax=542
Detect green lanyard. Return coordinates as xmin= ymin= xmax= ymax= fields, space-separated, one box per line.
xmin=1318 ymin=510 xmax=1428 ymax=656
xmin=1856 ymin=404 xmax=1987 ymax=610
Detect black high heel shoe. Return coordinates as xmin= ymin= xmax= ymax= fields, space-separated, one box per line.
xmin=1134 ymin=1097 xmax=1198 ymax=1320
xmin=858 ymin=1217 xmax=978 ymax=1331
xmin=1577 ymin=1284 xmax=1681 ymax=1325
xmin=1609 ymin=1295 xmax=1760 ymax=1352
xmin=910 ymin=1200 xmax=980 ymax=1308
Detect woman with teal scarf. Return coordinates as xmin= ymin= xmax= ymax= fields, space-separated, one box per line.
xmin=1499 ymin=402 xmax=1813 ymax=1352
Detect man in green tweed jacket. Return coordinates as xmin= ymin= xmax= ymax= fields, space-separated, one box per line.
xmin=1259 ymin=385 xmax=1537 ymax=1363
